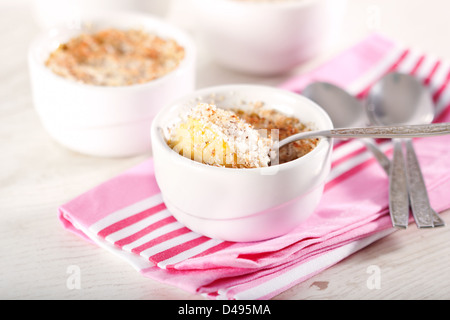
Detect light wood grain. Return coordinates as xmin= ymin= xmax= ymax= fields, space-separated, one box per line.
xmin=274 ymin=210 xmax=450 ymax=300
xmin=1 ymin=1 xmax=450 ymax=300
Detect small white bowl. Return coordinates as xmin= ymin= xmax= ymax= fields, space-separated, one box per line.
xmin=151 ymin=85 xmax=333 ymax=242
xmin=191 ymin=0 xmax=347 ymax=75
xmin=32 ymin=0 xmax=171 ymax=29
xmin=28 ymin=13 xmax=196 ymax=158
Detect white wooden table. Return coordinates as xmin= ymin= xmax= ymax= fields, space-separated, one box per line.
xmin=1 ymin=0 xmax=450 ymax=300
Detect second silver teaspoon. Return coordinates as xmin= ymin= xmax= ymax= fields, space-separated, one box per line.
xmin=366 ymin=72 xmax=445 ymax=229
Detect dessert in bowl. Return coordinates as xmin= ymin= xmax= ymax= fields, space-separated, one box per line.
xmin=28 ymin=13 xmax=196 ymax=157
xmin=151 ymin=85 xmax=334 ymax=242
xmin=191 ymin=0 xmax=347 ymax=75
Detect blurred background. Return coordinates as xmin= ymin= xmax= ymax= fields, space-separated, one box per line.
xmin=2 ymin=0 xmax=450 ymax=213
xmin=2 ymin=0 xmax=450 ymax=89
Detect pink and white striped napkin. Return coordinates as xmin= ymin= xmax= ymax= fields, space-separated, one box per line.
xmin=59 ymin=34 xmax=450 ymax=300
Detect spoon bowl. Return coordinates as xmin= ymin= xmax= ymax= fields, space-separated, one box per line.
xmin=302 ymin=82 xmax=392 ymax=173
xmin=303 ymin=82 xmax=366 ymax=128
xmin=366 ymin=73 xmax=435 ymax=126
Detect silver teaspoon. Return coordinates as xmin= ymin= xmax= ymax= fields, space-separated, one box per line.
xmin=277 ymin=123 xmax=450 ymax=148
xmin=366 ymin=72 xmax=445 ymax=228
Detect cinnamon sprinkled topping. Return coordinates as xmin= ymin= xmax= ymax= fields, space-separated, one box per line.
xmin=167 ymin=103 xmax=273 ymax=168
xmin=45 ymin=28 xmax=185 ymax=86
xmin=167 ymin=102 xmax=318 ymax=168
xmin=235 ymin=102 xmax=319 ymax=164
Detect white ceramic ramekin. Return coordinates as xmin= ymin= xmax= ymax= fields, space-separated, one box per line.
xmin=151 ymin=85 xmax=333 ymax=242
xmin=191 ymin=0 xmax=347 ymax=75
xmin=32 ymin=0 xmax=171 ymax=29
xmin=28 ymin=13 xmax=196 ymax=158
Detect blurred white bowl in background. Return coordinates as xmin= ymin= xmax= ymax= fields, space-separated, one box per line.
xmin=28 ymin=12 xmax=196 ymax=158
xmin=31 ymin=0 xmax=171 ymax=29
xmin=191 ymin=0 xmax=347 ymax=75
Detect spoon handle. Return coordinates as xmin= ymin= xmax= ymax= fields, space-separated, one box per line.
xmin=278 ymin=123 xmax=450 ymax=148
xmin=389 ymin=140 xmax=410 ymax=229
xmin=330 ymin=123 xmax=450 ymax=138
xmin=405 ymin=139 xmax=446 ymax=228
xmin=361 ymin=138 xmax=391 ymax=174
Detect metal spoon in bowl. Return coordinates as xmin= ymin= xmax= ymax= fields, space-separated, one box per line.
xmin=302 ymin=82 xmax=391 ymax=174
xmin=277 ymin=122 xmax=450 ymax=148
xmin=366 ymin=72 xmax=445 ymax=228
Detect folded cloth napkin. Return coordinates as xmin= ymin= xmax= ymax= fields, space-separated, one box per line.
xmin=59 ymin=33 xmax=450 ymax=300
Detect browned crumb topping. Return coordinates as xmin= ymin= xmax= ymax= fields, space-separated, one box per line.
xmin=167 ymin=103 xmax=273 ymax=169
xmin=45 ymin=28 xmax=185 ymax=87
xmin=235 ymin=102 xmax=319 ymax=164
